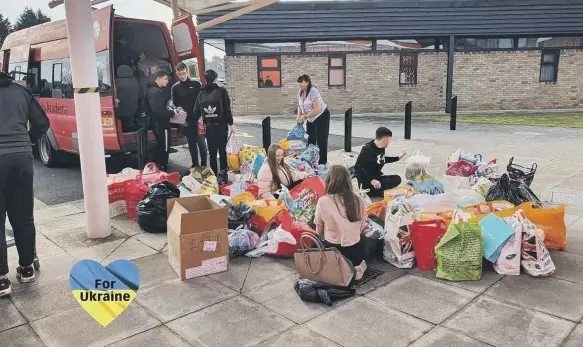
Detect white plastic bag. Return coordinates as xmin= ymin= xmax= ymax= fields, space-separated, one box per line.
xmin=449 ymin=189 xmax=485 ymax=208
xmin=245 ymin=226 xmax=297 ymax=258
xmin=352 ymin=178 xmax=372 ymax=206
xmin=447 ymin=149 xmax=463 ymax=167
xmin=470 ymin=176 xmax=494 ymax=198
xmin=519 ymin=211 xmax=556 ymax=277
xmin=406 ymin=149 xmax=431 ymax=169
xmin=442 ymin=174 xmax=471 ymax=192
xmin=497 ymin=212 xmax=523 ymax=275
xmin=181 ymin=175 xmax=202 ymax=193
xmin=383 ymin=213 xmax=415 ymax=268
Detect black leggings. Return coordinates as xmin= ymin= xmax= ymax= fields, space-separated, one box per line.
xmin=359 ymin=175 xmax=402 ymax=198
xmin=0 ymin=153 xmax=36 ymax=276
xmin=306 ymin=108 xmax=330 ymax=165
xmin=324 ymin=239 xmax=365 ymax=267
xmin=206 ymin=123 xmax=228 ymax=175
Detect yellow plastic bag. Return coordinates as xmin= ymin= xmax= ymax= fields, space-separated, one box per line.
xmin=384 ymin=186 xmax=416 ymax=203
xmin=228 ymin=153 xmax=240 ymax=171
xmin=279 ymin=139 xmax=291 ymax=151
xmin=232 ymin=191 xmax=256 ymax=205
xmin=195 ymin=175 xmax=219 ymax=195
xmin=239 ymin=146 xmax=266 ymax=165
xmin=248 ymin=200 xmax=287 ymax=233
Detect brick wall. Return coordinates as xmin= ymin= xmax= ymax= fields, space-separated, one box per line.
xmin=226 ymin=49 xmax=583 ymax=116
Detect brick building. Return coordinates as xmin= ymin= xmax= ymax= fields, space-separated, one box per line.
xmin=197 ymin=0 xmax=583 ymax=116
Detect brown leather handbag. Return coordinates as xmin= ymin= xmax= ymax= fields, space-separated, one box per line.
xmin=294 ymin=233 xmax=355 ymax=287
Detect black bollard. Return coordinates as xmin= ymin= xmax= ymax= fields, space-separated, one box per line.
xmin=136 ymin=127 xmax=148 ymax=169
xmin=344 ymin=108 xmax=353 ymax=152
xmin=450 ymin=96 xmax=458 ymax=131
xmin=262 ymin=116 xmax=271 ymax=151
xmin=404 ymin=101 xmax=412 ymax=140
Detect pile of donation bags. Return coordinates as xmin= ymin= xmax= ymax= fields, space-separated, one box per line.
xmin=361 ymin=148 xmax=564 ymax=282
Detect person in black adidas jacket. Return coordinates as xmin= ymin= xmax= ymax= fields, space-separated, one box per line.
xmin=171 ymin=63 xmax=206 ymax=168
xmin=355 ymin=127 xmax=407 ymax=198
xmin=193 ymin=70 xmax=236 ymax=175
xmin=144 ymin=70 xmax=175 ymax=171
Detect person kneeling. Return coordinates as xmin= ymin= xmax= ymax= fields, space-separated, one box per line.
xmin=258 ymin=144 xmax=308 ymax=199
xmin=315 ymin=165 xmax=368 ymax=281
xmin=355 ymin=127 xmax=406 ymax=198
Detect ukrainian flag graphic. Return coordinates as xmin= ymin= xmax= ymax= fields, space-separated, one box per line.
xmin=69 ymin=259 xmax=140 ymax=327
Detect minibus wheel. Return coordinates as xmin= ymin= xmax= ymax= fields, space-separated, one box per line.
xmin=38 ymin=134 xmax=60 ymax=167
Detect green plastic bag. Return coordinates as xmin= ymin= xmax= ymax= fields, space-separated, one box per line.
xmin=435 ymin=211 xmax=484 ymax=281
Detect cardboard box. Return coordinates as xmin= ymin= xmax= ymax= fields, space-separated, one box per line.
xmin=167 ymin=196 xmax=229 ymax=280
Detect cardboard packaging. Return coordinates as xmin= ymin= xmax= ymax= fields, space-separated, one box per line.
xmin=167 ymin=196 xmax=229 ymax=280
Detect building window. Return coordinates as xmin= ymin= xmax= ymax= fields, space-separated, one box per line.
xmin=377 ymin=39 xmax=440 ymax=51
xmin=306 ymin=40 xmax=372 ymax=52
xmin=540 ymin=50 xmax=560 ymax=83
xmin=455 ymin=38 xmax=515 ymax=50
xmin=52 ymin=63 xmax=62 ymax=90
xmin=519 ymin=36 xmax=583 ymax=49
xmin=399 ymin=51 xmax=418 ymax=86
xmin=257 ymin=56 xmax=281 ymax=88
xmin=328 ymin=55 xmax=346 ymax=87
xmin=234 ymin=42 xmax=301 ymax=54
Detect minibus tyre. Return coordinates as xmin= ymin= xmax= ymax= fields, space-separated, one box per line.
xmin=37 ymin=134 xmax=60 ymax=168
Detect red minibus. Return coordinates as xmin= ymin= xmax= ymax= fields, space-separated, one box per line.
xmin=0 ymin=5 xmax=204 ymax=167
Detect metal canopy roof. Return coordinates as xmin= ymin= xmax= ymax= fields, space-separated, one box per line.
xmin=197 ymin=0 xmax=583 ymax=41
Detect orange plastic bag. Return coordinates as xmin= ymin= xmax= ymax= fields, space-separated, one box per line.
xmin=517 ymin=203 xmax=566 ymax=251
xmin=279 ymin=139 xmax=291 ymax=151
xmin=249 ymin=200 xmax=287 ymax=234
xmin=419 ymin=210 xmax=455 ymax=223
xmin=366 ymin=201 xmax=386 ymax=219
xmin=232 ymin=192 xmax=256 ymax=205
xmin=227 ymin=153 xmax=240 ymax=171
xmin=384 ymin=186 xmax=416 ymax=203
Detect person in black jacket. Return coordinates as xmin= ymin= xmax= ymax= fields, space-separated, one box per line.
xmin=355 ymin=127 xmax=407 ymax=198
xmin=144 ymin=70 xmax=175 ymax=171
xmin=0 ymin=72 xmax=50 ymax=296
xmin=194 ymin=69 xmax=236 ymax=175
xmin=171 ymin=63 xmax=206 ymax=168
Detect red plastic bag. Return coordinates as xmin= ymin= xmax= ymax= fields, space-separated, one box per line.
xmin=220 ymin=182 xmax=259 ymax=198
xmin=289 ymin=176 xmax=326 ymax=224
xmin=445 ymin=160 xmax=479 ymax=177
xmin=125 ymin=165 xmax=180 ymax=220
xmin=410 ymin=220 xmax=447 ymax=271
xmin=107 ymin=168 xmax=141 ymax=217
xmin=265 ymin=209 xmax=316 ymax=257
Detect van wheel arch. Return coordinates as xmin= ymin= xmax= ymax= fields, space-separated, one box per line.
xmin=37 ymin=131 xmax=61 ymax=167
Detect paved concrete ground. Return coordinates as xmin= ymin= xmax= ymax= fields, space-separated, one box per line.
xmin=3 ymin=117 xmax=583 ymax=346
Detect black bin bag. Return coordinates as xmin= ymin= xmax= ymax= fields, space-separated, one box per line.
xmin=136 ymin=181 xmax=180 ymax=233
xmin=486 ymin=173 xmax=541 ymax=206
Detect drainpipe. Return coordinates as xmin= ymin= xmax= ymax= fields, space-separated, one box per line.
xmin=446 ymin=35 xmax=455 ymax=113
xmin=64 ymin=0 xmax=111 ymax=238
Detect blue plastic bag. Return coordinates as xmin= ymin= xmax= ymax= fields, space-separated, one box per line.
xmin=318 ymin=163 xmax=329 ymax=180
xmin=478 ymin=214 xmax=515 ymax=263
xmin=277 ymin=186 xmax=296 ymax=215
xmin=252 ymin=154 xmax=265 ymax=178
xmin=408 ymin=177 xmax=445 ymax=195
xmin=287 ymin=124 xmax=308 ymax=142
xmin=299 ymin=144 xmax=320 ymax=165
xmin=290 ymin=158 xmax=316 ymax=176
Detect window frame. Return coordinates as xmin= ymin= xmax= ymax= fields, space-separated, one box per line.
xmin=539 ymin=49 xmax=560 ymax=83
xmin=328 ymin=54 xmax=346 ymax=88
xmin=399 ymin=51 xmax=418 ymax=87
xmin=257 ymin=55 xmax=281 ymax=88
xmin=52 ymin=62 xmax=63 ymax=90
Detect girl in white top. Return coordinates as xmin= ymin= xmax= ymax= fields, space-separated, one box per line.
xmin=296 ymin=74 xmax=330 ymax=165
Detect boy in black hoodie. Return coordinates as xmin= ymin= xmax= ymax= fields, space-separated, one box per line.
xmin=355 ymin=127 xmax=406 ymax=198
xmin=193 ymin=70 xmax=236 ymax=175
xmin=144 ymin=70 xmax=175 ymax=171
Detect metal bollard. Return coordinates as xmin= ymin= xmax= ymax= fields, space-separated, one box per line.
xmin=262 ymin=116 xmax=271 ymax=151
xmin=404 ymin=101 xmax=412 ymax=140
xmin=344 ymin=108 xmax=353 ymax=152
xmin=136 ymin=127 xmax=148 ymax=169
xmin=450 ymin=96 xmax=458 ymax=131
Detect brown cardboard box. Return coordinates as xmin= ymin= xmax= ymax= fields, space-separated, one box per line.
xmin=166 ymin=196 xmax=229 ymax=280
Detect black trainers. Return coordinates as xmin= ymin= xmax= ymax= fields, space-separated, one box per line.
xmin=0 ymin=277 xmax=12 ymax=297
xmin=16 ymin=266 xmax=35 ymax=283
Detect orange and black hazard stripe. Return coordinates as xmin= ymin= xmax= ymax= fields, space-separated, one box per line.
xmin=74 ymin=87 xmax=99 ymax=94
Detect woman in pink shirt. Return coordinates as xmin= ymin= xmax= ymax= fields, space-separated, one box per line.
xmin=315 ymin=165 xmax=367 ymax=280
xmin=257 ymin=144 xmax=308 ymax=199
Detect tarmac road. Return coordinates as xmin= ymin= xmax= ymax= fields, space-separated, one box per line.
xmin=33 ymin=123 xmax=369 ymax=205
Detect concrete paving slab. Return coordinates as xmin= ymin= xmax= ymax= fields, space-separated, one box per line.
xmin=257 ymin=326 xmax=341 ymax=347
xmin=355 ymin=268 xmax=406 ymax=296
xmin=9 ymin=252 xmax=76 ymax=292
xmin=444 ymin=296 xmax=575 ymax=347
xmin=67 ymin=238 xmax=126 ymax=263
xmin=108 ymin=326 xmax=191 ymax=347
xmin=486 ymin=276 xmax=583 ymax=322
xmin=101 ymin=238 xmax=158 ymax=265
xmin=563 ymin=324 xmax=583 ymax=347
xmin=550 ymin=251 xmax=583 ymax=285
xmin=242 ymin=258 xmax=297 ymax=292
xmin=36 ymin=213 xmax=87 ymax=235
xmin=45 ymin=226 xmax=125 ymax=254
xmin=410 ymin=326 xmax=489 ymax=347
xmin=367 ymin=275 xmax=477 ymax=324
xmin=306 ymin=297 xmax=434 ymax=347
xmin=262 ymin=289 xmax=345 ymax=324
xmin=0 ymin=299 xmax=26 ymax=332
xmin=111 ymin=217 xmax=143 ymax=237
xmin=407 ymin=263 xmax=504 ymax=294
xmin=208 ymin=256 xmax=252 ymax=292
xmin=272 ymin=256 xmax=297 ymax=270
xmin=10 ymin=279 xmax=78 ymax=322
xmin=566 ymin=214 xmax=582 ymax=227
xmin=166 ymin=296 xmax=295 ymax=347
xmin=33 ymin=204 xmax=83 ymax=224
xmin=244 ymin=274 xmax=297 ymax=304
xmin=132 ymin=232 xmax=167 ymax=252
xmin=34 ymin=199 xmax=48 ymax=211
xmin=8 ymin=234 xmax=64 ymax=265
xmin=136 ymin=277 xmax=237 ymax=322
xmin=0 ymin=325 xmax=46 ymax=347
xmin=31 ymin=305 xmax=160 ymax=347
xmin=567 ymin=220 xmax=583 ymax=257
xmin=131 ymin=253 xmax=179 ymax=289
